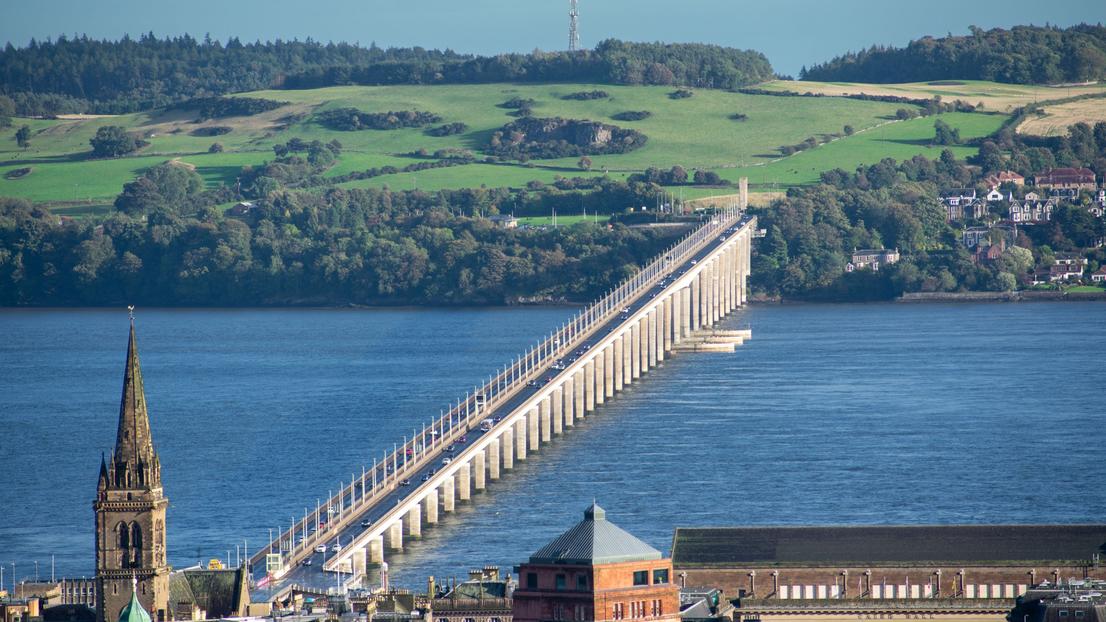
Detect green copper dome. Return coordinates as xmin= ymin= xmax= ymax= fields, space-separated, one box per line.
xmin=117 ymin=578 xmax=152 ymax=622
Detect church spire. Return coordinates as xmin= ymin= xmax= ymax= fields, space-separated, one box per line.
xmin=109 ymin=308 xmax=160 ymax=490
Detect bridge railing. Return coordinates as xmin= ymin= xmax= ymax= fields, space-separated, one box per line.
xmin=254 ymin=203 xmax=746 ymax=570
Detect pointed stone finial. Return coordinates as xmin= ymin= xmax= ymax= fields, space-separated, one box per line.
xmin=128 ymin=305 xmax=135 ymax=323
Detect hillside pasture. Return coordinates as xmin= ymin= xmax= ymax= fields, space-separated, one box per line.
xmin=757 ymin=79 xmax=1106 ymax=112
xmin=1016 ymin=97 xmax=1106 ymax=136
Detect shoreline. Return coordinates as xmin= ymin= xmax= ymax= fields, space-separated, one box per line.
xmin=896 ymin=290 xmax=1106 ymax=303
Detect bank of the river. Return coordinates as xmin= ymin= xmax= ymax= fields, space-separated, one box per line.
xmin=898 ymin=290 xmax=1106 ymax=302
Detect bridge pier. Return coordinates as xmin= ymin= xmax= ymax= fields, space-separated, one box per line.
xmin=527 ymin=406 xmax=540 ymax=452
xmin=692 ymin=273 xmax=702 ymax=330
xmin=663 ymin=295 xmax=673 ymax=353
xmin=681 ymin=286 xmax=691 ymax=339
xmin=473 ymin=449 xmax=486 ymax=491
xmin=441 ymin=477 xmax=455 ymax=512
xmin=539 ymin=397 xmax=551 ymax=443
xmin=385 ymin=521 xmax=403 ymax=551
xmin=638 ymin=316 xmax=649 ymax=375
xmin=573 ymin=369 xmax=585 ymax=419
xmin=514 ymin=419 xmax=527 ymax=460
xmin=457 ymin=461 xmax=471 ymax=501
xmin=424 ymin=490 xmax=439 ymax=524
xmin=352 ymin=545 xmax=367 ymax=578
xmin=502 ymin=428 xmax=514 ymax=470
xmin=551 ymin=388 xmax=563 ymax=435
xmin=405 ymin=503 xmax=421 ymax=538
xmin=488 ymin=438 xmax=500 ymax=480
xmin=613 ymin=334 xmax=624 ymax=391
xmin=579 ymin=359 xmax=592 ymax=412
xmin=562 ymin=375 xmax=574 ymax=427
xmin=648 ymin=308 xmax=658 ymax=368
xmin=368 ymin=535 xmax=383 ymax=564
xmin=594 ymin=351 xmax=605 ymax=406
xmin=630 ymin=321 xmax=641 ymax=380
xmin=603 ymin=344 xmax=614 ymax=398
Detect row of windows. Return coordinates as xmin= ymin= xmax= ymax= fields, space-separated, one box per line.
xmin=632 ymin=569 xmax=669 ymax=586
xmin=527 ymin=572 xmax=589 ymax=591
xmin=612 ymin=600 xmax=662 ymax=620
xmin=1057 ymin=611 xmax=1087 ymax=618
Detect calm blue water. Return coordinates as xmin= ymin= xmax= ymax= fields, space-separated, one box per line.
xmin=1 ymin=303 xmax=1104 ymax=588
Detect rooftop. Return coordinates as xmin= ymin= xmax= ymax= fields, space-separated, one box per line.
xmin=529 ymin=503 xmax=663 ymax=566
xmin=671 ymin=525 xmax=1106 ymax=568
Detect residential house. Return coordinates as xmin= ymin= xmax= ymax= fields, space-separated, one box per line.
xmin=1097 ymin=189 xmax=1105 ymax=206
xmin=985 ymin=188 xmax=1005 ymax=202
xmin=1048 ymin=187 xmax=1080 ymax=203
xmin=1091 ymin=267 xmax=1106 ymax=283
xmin=488 ymin=214 xmax=519 ymax=229
xmin=962 ymin=226 xmax=993 ymax=249
xmin=940 ymin=188 xmax=986 ymax=222
xmin=846 ymin=248 xmax=900 ymax=272
xmin=983 ymin=170 xmax=1025 ymax=188
xmin=1048 ymin=253 xmax=1088 ymax=282
xmin=1009 ymin=198 xmax=1054 ymax=223
xmin=1035 ymin=167 xmax=1096 ymax=190
xmin=226 ymin=201 xmax=256 ymax=217
xmin=973 ymin=243 xmax=1005 ymax=264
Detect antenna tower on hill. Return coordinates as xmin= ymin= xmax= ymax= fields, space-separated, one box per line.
xmin=568 ymin=0 xmax=580 ymax=52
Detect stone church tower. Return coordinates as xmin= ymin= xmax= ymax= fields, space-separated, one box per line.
xmin=95 ymin=317 xmax=170 ymax=622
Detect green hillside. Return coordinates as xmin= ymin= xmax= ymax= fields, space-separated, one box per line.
xmin=1 ymin=82 xmax=1007 ymax=209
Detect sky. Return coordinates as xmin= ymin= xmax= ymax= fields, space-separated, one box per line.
xmin=3 ymin=0 xmax=1105 ymax=77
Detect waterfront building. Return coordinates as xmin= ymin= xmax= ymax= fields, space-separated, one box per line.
xmin=512 ymin=503 xmax=679 ymax=622
xmin=95 ymin=318 xmax=170 ymax=622
xmin=1008 ymin=581 xmax=1106 ymax=622
xmin=845 ymin=248 xmax=900 ymax=272
xmin=671 ymin=525 xmax=1106 ymax=622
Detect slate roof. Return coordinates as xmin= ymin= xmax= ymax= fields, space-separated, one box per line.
xmin=671 ymin=525 xmax=1106 ymax=568
xmin=448 ymin=580 xmax=510 ymax=599
xmin=529 ymin=503 xmax=663 ymax=565
xmin=168 ymin=568 xmax=248 ymax=619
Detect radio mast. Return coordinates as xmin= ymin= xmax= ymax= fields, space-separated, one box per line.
xmin=568 ymin=0 xmax=580 ymax=52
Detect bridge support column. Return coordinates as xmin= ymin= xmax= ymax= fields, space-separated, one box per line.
xmin=613 ymin=335 xmax=624 ymax=391
xmin=681 ymin=286 xmax=691 ymax=338
xmin=423 ymin=490 xmax=439 ymax=524
xmin=539 ymin=396 xmax=552 ymax=443
xmin=690 ymin=276 xmax=701 ymax=331
xmin=368 ymin=535 xmax=383 ymax=564
xmin=724 ymin=245 xmax=734 ymax=313
xmin=385 ymin=522 xmax=403 ymax=551
xmin=630 ymin=322 xmax=641 ymax=380
xmin=573 ymin=369 xmax=585 ymax=420
xmin=622 ymin=331 xmax=632 ymax=384
xmin=515 ymin=419 xmax=527 ymax=461
xmin=595 ymin=350 xmax=606 ymax=406
xmin=457 ymin=462 xmax=471 ymax=501
xmin=638 ymin=316 xmax=649 ymax=374
xmin=743 ymin=233 xmax=750 ymax=304
xmin=551 ymin=387 xmax=563 ymax=435
xmin=563 ymin=376 xmax=575 ymax=427
xmin=473 ymin=449 xmax=486 ymax=491
xmin=663 ymin=295 xmax=673 ymax=353
xmin=584 ymin=359 xmax=596 ymax=412
xmin=441 ymin=478 xmax=455 ymax=513
xmin=527 ymin=407 xmax=540 ymax=451
xmin=502 ymin=428 xmax=514 ymax=470
xmin=352 ymin=546 xmax=367 ymax=579
xmin=603 ymin=344 xmax=614 ymax=398
xmin=488 ymin=438 xmax=501 ymax=480
xmin=712 ymin=258 xmax=722 ymax=324
xmin=647 ymin=307 xmax=658 ymax=368
xmin=405 ymin=503 xmax=421 ymax=538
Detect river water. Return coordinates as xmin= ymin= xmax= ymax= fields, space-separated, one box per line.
xmin=1 ymin=302 xmax=1104 ymax=588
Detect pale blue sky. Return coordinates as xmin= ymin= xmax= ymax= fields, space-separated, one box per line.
xmin=4 ymin=0 xmax=1105 ymax=76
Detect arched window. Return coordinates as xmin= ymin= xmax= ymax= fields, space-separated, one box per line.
xmin=117 ymin=523 xmax=130 ymax=549
xmin=131 ymin=523 xmax=143 ymax=567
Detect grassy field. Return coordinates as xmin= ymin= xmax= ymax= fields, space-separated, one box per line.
xmin=0 ymin=81 xmax=1021 ymax=207
xmin=1017 ymin=97 xmax=1106 ymax=136
xmin=757 ymin=79 xmax=1106 ymax=113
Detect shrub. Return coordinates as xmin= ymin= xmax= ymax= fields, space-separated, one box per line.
xmin=486 ymin=117 xmax=647 ymax=160
xmin=729 ymin=113 xmax=748 ymax=121
xmin=89 ymin=125 xmax=146 ymax=158
xmin=669 ymin=89 xmax=694 ymax=99
xmin=562 ymin=90 xmax=609 ymax=100
xmin=190 ymin=126 xmax=232 ymax=137
xmin=316 ymin=107 xmax=441 ymax=131
xmin=208 ymin=143 xmax=224 ymax=153
xmin=177 ymin=96 xmax=285 ymax=120
xmin=611 ymin=110 xmax=651 ymax=121
xmin=425 ymin=122 xmax=468 ymax=137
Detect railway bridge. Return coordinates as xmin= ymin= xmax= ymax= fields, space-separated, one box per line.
xmin=250 ymin=200 xmax=757 ymax=594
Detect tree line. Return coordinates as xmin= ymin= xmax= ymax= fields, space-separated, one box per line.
xmin=0 ymin=35 xmax=774 ymax=116
xmin=801 ymin=24 xmax=1106 ymax=84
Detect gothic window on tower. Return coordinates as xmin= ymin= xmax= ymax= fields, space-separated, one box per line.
xmin=131 ymin=523 xmax=143 ymax=567
xmin=117 ymin=522 xmax=129 ymax=566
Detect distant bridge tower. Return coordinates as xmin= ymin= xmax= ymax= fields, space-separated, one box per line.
xmin=568 ymin=0 xmax=580 ymax=52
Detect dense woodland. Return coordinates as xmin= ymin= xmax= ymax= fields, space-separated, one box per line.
xmin=801 ymin=24 xmax=1106 ymax=84
xmin=0 ymin=35 xmax=773 ymax=115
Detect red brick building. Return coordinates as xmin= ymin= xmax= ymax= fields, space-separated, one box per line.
xmin=1035 ymin=168 xmax=1097 ymax=190
xmin=512 ymin=504 xmax=679 ymax=622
